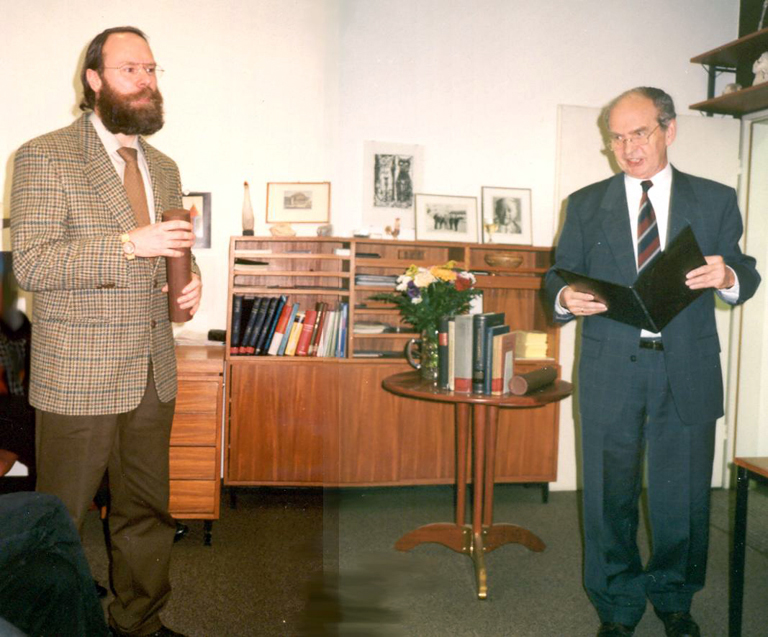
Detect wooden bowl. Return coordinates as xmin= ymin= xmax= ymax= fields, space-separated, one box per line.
xmin=484 ymin=253 xmax=523 ymax=269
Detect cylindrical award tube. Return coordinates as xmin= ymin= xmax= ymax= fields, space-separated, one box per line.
xmin=163 ymin=209 xmax=193 ymax=323
xmin=509 ymin=366 xmax=557 ymax=396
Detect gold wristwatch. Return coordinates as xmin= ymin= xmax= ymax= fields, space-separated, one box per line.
xmin=120 ymin=233 xmax=136 ymax=260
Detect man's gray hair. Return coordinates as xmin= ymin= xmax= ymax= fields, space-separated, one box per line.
xmin=603 ymin=87 xmax=677 ymax=130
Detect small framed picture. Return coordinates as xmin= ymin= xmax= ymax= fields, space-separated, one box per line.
xmin=414 ymin=194 xmax=479 ymax=243
xmin=481 ymin=187 xmax=532 ymax=245
xmin=182 ymin=192 xmax=211 ymax=249
xmin=266 ymin=182 xmax=331 ymax=224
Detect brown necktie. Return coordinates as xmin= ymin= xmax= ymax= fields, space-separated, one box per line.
xmin=117 ymin=147 xmax=151 ymax=227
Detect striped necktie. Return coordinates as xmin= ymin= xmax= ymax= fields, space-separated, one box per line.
xmin=117 ymin=147 xmax=151 ymax=227
xmin=637 ymin=179 xmax=660 ymax=271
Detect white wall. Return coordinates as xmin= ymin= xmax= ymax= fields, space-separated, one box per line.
xmin=0 ymin=0 xmax=742 ymax=488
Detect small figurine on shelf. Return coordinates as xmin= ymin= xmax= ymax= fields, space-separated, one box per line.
xmin=316 ymin=224 xmax=333 ymax=237
xmin=483 ymin=221 xmax=498 ymax=243
xmin=753 ymin=51 xmax=768 ymax=85
xmin=242 ymin=181 xmax=254 ymax=236
xmin=269 ymin=223 xmax=296 ymax=237
xmin=385 ymin=217 xmax=401 ymax=240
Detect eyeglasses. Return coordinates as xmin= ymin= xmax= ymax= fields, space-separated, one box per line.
xmin=608 ymin=124 xmax=660 ymax=149
xmin=103 ymin=63 xmax=164 ymax=79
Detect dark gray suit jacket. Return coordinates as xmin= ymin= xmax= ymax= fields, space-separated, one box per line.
xmin=545 ymin=167 xmax=760 ymax=425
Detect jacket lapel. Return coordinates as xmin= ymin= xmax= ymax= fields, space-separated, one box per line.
xmin=79 ymin=115 xmax=137 ymax=234
xmin=600 ymin=174 xmax=638 ymax=285
xmin=667 ymin=167 xmax=695 ymax=244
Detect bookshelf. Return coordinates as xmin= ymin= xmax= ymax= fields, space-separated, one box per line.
xmin=224 ymin=236 xmax=561 ymax=488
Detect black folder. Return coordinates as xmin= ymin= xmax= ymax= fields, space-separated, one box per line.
xmin=555 ymin=225 xmax=707 ymax=332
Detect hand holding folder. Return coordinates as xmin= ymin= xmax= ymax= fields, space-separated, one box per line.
xmin=555 ymin=225 xmax=707 ymax=332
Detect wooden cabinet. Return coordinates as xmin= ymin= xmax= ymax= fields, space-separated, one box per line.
xmin=690 ymin=27 xmax=768 ymax=116
xmin=224 ymin=237 xmax=560 ymax=487
xmin=169 ymin=346 xmax=223 ymax=532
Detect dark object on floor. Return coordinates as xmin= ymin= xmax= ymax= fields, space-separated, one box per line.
xmin=654 ymin=609 xmax=700 ymax=637
xmin=597 ymin=622 xmax=635 ymax=636
xmin=110 ymin=624 xmax=187 ymax=637
xmin=174 ymin=522 xmax=189 ymax=543
xmin=0 ymin=492 xmax=108 ymax=637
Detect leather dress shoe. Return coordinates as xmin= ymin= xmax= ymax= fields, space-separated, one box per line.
xmin=597 ymin=622 xmax=635 ymax=636
xmin=654 ymin=610 xmax=701 ymax=637
xmin=109 ymin=625 xmax=187 ymax=637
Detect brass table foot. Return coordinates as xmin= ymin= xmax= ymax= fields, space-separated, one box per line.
xmin=471 ymin=531 xmax=488 ymax=599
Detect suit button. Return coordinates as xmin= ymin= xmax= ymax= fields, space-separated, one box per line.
xmin=630 ymin=355 xmax=637 ymax=362
xmin=150 ymin=319 xmax=157 ymax=328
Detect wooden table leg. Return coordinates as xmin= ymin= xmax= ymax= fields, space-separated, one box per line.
xmin=456 ymin=403 xmax=470 ymax=527
xmin=730 ymin=466 xmax=749 ymax=637
xmin=483 ymin=405 xmax=498 ymax=527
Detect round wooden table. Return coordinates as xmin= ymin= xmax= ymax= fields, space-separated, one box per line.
xmin=382 ymin=371 xmax=573 ymax=599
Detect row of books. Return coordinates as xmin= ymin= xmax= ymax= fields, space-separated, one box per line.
xmin=437 ymin=313 xmax=549 ymax=395
xmin=230 ymin=294 xmax=348 ymax=357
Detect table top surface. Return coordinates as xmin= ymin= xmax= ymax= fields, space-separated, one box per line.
xmin=734 ymin=457 xmax=768 ymax=479
xmin=382 ymin=371 xmax=573 ymax=407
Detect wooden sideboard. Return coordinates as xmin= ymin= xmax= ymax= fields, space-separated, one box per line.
xmin=223 ymin=237 xmax=562 ymax=490
xmin=169 ymin=345 xmax=224 ymax=543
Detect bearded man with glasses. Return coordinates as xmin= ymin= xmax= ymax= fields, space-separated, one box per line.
xmin=10 ymin=26 xmax=202 ymax=637
xmin=545 ymin=87 xmax=759 ymax=637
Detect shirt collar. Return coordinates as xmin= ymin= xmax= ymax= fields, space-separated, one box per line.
xmin=623 ymin=162 xmax=673 ymax=191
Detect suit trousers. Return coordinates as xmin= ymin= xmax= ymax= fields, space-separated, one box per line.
xmin=35 ymin=364 xmax=177 ymax=636
xmin=580 ymin=345 xmax=716 ymax=627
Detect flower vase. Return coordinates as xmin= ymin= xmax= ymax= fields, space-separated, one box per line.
xmin=405 ymin=328 xmax=440 ymax=384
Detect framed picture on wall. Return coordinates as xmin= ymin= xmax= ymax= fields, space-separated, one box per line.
xmin=414 ymin=194 xmax=479 ymax=243
xmin=362 ymin=141 xmax=423 ymax=232
xmin=266 ymin=182 xmax=331 ymax=224
xmin=182 ymin=192 xmax=211 ymax=249
xmin=481 ymin=186 xmax=532 ymax=245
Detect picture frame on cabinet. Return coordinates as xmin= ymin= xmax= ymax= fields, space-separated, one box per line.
xmin=266 ymin=182 xmax=331 ymax=224
xmin=362 ymin=141 xmax=423 ymax=232
xmin=182 ymin=191 xmax=212 ymax=249
xmin=414 ymin=193 xmax=479 ymax=243
xmin=481 ymin=186 xmax=532 ymax=245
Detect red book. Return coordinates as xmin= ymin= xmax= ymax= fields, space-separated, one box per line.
xmin=308 ymin=302 xmax=327 ymax=356
xmin=267 ymin=302 xmax=295 ymax=356
xmin=295 ymin=309 xmax=318 ymax=356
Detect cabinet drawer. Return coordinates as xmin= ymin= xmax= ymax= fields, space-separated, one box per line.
xmin=169 ymin=480 xmax=216 ymax=515
xmin=171 ymin=413 xmax=218 ymax=446
xmin=176 ymin=381 xmax=219 ymax=413
xmin=169 ymin=447 xmax=216 ymax=480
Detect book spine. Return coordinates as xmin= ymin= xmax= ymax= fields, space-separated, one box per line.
xmin=295 ymin=309 xmax=318 ymax=356
xmin=253 ymin=297 xmax=278 ymax=355
xmin=230 ymin=294 xmax=244 ymax=354
xmin=283 ymin=313 xmax=305 ymax=356
xmin=448 ymin=319 xmax=456 ymax=391
xmin=257 ymin=295 xmax=286 ymax=355
xmin=267 ymin=301 xmax=294 ymax=356
xmin=438 ymin=316 xmax=451 ymax=389
xmin=245 ymin=298 xmax=271 ymax=354
xmin=454 ymin=316 xmax=473 ymax=393
xmin=238 ymin=297 xmax=262 ymax=354
xmin=309 ymin=303 xmax=327 ymax=357
xmin=482 ymin=327 xmax=496 ymax=395
xmin=472 ymin=316 xmax=488 ymax=393
xmin=276 ymin=303 xmax=300 ymax=356
xmin=337 ymin=303 xmax=348 ymax=358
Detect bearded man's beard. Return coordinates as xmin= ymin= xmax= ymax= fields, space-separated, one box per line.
xmin=96 ymin=79 xmax=164 ymax=136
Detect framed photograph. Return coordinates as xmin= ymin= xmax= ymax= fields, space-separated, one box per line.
xmin=182 ymin=192 xmax=211 ymax=249
xmin=414 ymin=194 xmax=479 ymax=243
xmin=362 ymin=141 xmax=423 ymax=231
xmin=481 ymin=187 xmax=532 ymax=245
xmin=266 ymin=182 xmax=330 ymax=224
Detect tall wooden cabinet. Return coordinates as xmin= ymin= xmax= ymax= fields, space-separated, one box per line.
xmin=223 ymin=236 xmax=560 ymax=488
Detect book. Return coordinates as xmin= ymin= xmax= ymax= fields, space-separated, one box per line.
xmin=472 ymin=312 xmax=505 ymax=393
xmin=229 ymin=294 xmax=244 ymax=354
xmin=336 ymin=303 xmax=348 ymax=358
xmin=512 ymin=330 xmax=549 ymax=359
xmin=267 ymin=301 xmax=296 ymax=356
xmin=256 ymin=295 xmax=286 ymax=355
xmin=494 ymin=331 xmax=517 ymax=395
xmin=438 ymin=316 xmax=451 ymax=389
xmin=275 ymin=303 xmax=301 ymax=356
xmin=283 ymin=313 xmax=305 ymax=356
xmin=555 ymin=225 xmax=706 ymax=332
xmin=317 ymin=308 xmax=334 ymax=357
xmin=448 ymin=318 xmax=456 ymax=391
xmin=308 ymin=302 xmax=327 ymax=356
xmin=483 ymin=324 xmax=510 ymax=395
xmin=238 ymin=297 xmax=264 ymax=354
xmin=453 ymin=315 xmax=474 ymax=393
xmin=295 ymin=309 xmax=318 ymax=356
xmin=243 ymin=297 xmax=272 ymax=354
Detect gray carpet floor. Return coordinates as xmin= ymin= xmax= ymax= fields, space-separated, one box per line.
xmin=81 ymin=485 xmax=768 ymax=636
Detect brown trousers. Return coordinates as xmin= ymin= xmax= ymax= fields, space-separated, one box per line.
xmin=35 ymin=366 xmax=176 ymax=636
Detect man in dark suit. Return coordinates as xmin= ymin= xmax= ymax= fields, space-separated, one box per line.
xmin=11 ymin=26 xmax=201 ymax=637
xmin=545 ymin=87 xmax=760 ymax=637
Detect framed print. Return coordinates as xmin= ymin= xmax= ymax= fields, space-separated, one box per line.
xmin=362 ymin=141 xmax=423 ymax=231
xmin=182 ymin=192 xmax=211 ymax=249
xmin=414 ymin=194 xmax=479 ymax=243
xmin=266 ymin=182 xmax=330 ymax=224
xmin=481 ymin=187 xmax=532 ymax=245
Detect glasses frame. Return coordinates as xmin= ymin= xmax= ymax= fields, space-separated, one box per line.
xmin=608 ymin=123 xmax=661 ymax=150
xmin=102 ymin=63 xmax=164 ymax=79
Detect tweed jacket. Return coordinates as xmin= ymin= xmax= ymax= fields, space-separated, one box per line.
xmin=10 ymin=114 xmax=194 ymax=416
xmin=544 ymin=167 xmax=760 ymax=425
